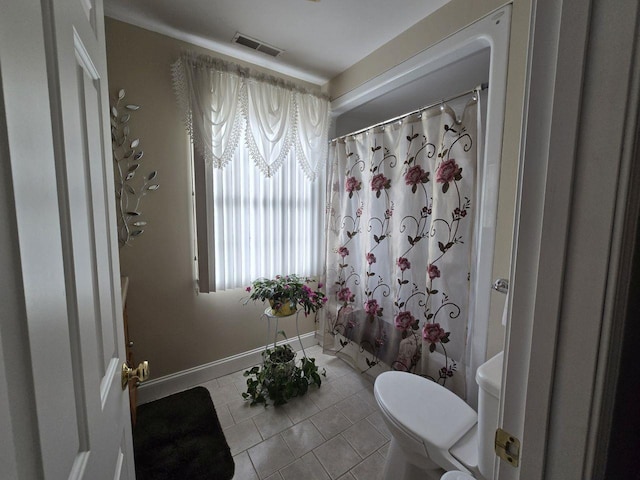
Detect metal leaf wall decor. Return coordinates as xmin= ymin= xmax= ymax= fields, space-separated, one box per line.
xmin=111 ymin=89 xmax=159 ymax=247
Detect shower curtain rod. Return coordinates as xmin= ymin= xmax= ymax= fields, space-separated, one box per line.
xmin=330 ymin=82 xmax=488 ymax=143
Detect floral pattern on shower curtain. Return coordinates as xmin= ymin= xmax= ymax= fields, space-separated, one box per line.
xmin=323 ymin=99 xmax=477 ymax=398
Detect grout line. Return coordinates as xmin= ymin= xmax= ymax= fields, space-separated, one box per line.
xmin=211 ymin=349 xmax=387 ymax=480
xmin=245 ymin=448 xmax=260 ymax=480
xmin=310 ymin=449 xmax=332 ymax=480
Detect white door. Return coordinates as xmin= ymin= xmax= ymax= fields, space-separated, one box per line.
xmin=497 ymin=0 xmax=640 ymax=478
xmin=0 ymin=0 xmax=135 ymax=478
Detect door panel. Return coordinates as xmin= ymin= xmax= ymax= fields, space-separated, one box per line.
xmin=47 ymin=0 xmax=134 ymax=477
xmin=0 ymin=0 xmax=135 ymax=477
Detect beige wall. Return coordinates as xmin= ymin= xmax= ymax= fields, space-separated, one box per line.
xmin=106 ymin=0 xmax=532 ymax=378
xmin=105 ymin=19 xmax=320 ymax=379
xmin=329 ymin=0 xmax=532 ymax=358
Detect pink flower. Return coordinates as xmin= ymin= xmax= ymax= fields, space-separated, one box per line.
xmin=454 ymin=207 xmax=468 ymax=218
xmin=370 ymin=173 xmax=391 ymax=193
xmin=366 ymin=253 xmax=376 ymax=265
xmin=397 ymin=257 xmax=411 ymax=271
xmin=394 ymin=311 xmax=415 ymax=331
xmin=318 ymin=282 xmax=323 ymax=288
xmin=423 ymin=322 xmax=447 ymax=344
xmin=245 ymin=286 xmax=252 ymax=292
xmin=338 ymin=246 xmax=349 ymax=258
xmin=440 ymin=366 xmax=455 ymax=378
xmin=436 ymin=159 xmax=461 ymax=184
xmin=428 ymin=264 xmax=440 ymax=280
xmin=404 ymin=165 xmax=430 ymax=186
xmin=356 ymin=207 xmax=363 ymax=217
xmin=385 ymin=209 xmax=393 ymax=218
xmin=337 ymin=287 xmax=353 ymax=303
xmin=364 ymin=299 xmax=380 ymax=316
xmin=345 ymin=176 xmax=361 ymax=193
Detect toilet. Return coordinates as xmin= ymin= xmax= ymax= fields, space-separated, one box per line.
xmin=374 ymin=351 xmax=503 ymax=480
xmin=440 ymin=473 xmax=475 ymax=480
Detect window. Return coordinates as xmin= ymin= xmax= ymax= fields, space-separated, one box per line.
xmin=174 ymin=53 xmax=330 ymax=292
xmin=196 ymin=139 xmax=324 ymax=291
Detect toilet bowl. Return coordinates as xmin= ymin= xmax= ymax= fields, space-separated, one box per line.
xmin=374 ymin=352 xmax=504 ymax=480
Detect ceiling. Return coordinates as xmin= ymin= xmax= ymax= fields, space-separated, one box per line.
xmin=103 ymin=0 xmax=450 ymax=85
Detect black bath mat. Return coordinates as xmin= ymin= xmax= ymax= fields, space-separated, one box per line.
xmin=133 ymin=386 xmax=234 ymax=480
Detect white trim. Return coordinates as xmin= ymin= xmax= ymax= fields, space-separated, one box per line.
xmin=73 ymin=28 xmax=99 ymax=80
xmin=499 ymin=0 xmax=580 ymax=475
xmin=69 ymin=452 xmax=89 ymax=480
xmin=112 ymin=450 xmax=124 ymax=480
xmin=330 ymin=6 xmax=509 ymax=115
xmin=499 ymin=0 xmax=640 ymax=478
xmin=137 ymin=332 xmax=319 ymax=404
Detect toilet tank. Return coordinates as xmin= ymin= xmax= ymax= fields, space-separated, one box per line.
xmin=475 ymin=351 xmax=504 ymax=479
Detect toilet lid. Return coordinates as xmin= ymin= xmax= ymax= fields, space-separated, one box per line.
xmin=440 ymin=471 xmax=475 ymax=480
xmin=374 ymin=371 xmax=477 ymax=451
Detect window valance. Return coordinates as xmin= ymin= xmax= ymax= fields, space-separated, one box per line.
xmin=171 ymin=52 xmax=330 ymax=180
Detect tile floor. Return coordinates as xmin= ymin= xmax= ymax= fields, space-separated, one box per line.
xmin=199 ymin=344 xmax=391 ymax=480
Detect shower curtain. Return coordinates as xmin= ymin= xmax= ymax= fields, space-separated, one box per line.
xmin=323 ymin=96 xmax=478 ymax=399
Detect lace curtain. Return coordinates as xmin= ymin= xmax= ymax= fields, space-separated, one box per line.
xmin=322 ymin=97 xmax=479 ymax=399
xmin=172 ymin=53 xmax=330 ymax=180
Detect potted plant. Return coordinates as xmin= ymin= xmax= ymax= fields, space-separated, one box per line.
xmin=242 ymin=332 xmax=326 ymax=406
xmin=244 ymin=274 xmax=327 ymax=317
xmin=242 ymin=276 xmax=328 ymax=406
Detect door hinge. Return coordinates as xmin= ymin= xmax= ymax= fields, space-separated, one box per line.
xmin=495 ymin=428 xmax=521 ymax=467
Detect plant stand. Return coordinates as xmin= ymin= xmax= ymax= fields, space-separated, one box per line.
xmin=242 ymin=308 xmax=325 ymax=406
xmin=261 ymin=308 xmax=307 ymax=361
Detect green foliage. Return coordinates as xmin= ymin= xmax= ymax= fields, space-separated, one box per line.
xmin=242 ymin=343 xmax=326 ymax=407
xmin=244 ymin=274 xmax=327 ymax=316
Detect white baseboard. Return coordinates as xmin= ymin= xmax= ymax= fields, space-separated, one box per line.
xmin=137 ymin=332 xmax=319 ymax=404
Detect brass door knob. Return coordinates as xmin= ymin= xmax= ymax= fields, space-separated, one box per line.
xmin=121 ymin=361 xmax=149 ymax=390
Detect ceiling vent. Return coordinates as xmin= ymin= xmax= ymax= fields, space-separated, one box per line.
xmin=232 ymin=33 xmax=283 ymax=58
